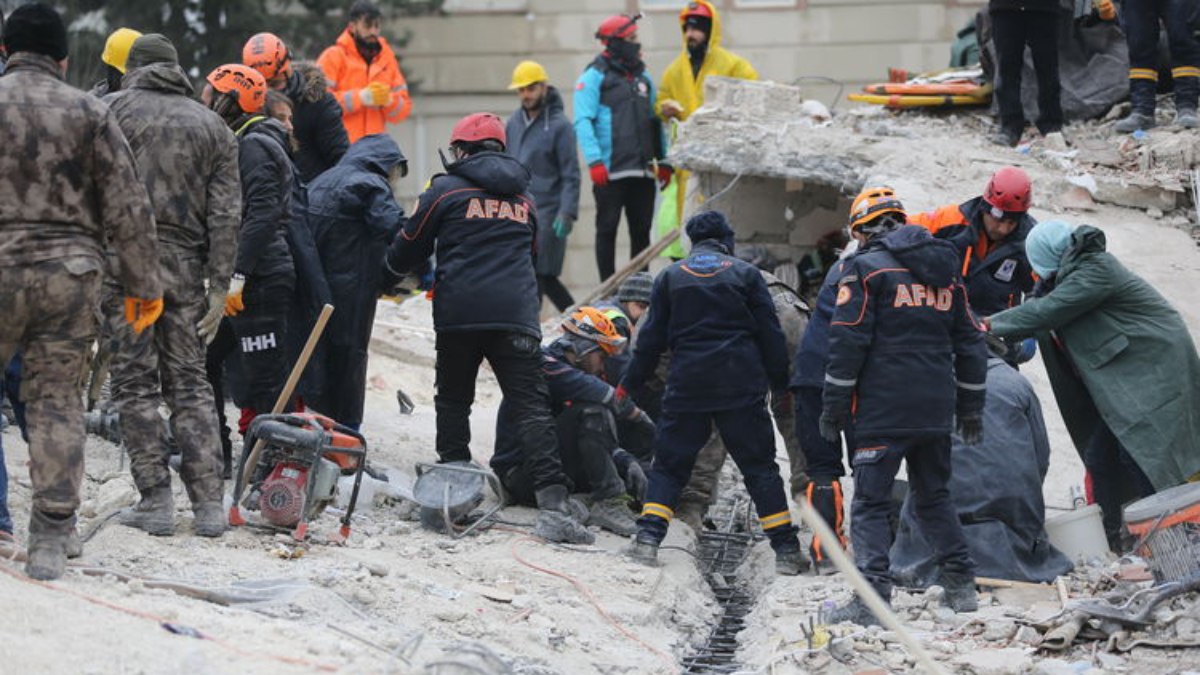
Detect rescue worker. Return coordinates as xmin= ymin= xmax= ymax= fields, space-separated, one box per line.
xmin=104 ymin=34 xmax=241 ymax=538
xmin=243 ymin=32 xmax=349 ymax=182
xmin=201 ymin=64 xmax=296 ymax=436
xmin=987 ymin=0 xmax=1063 ymax=147
xmin=492 ymin=308 xmax=653 ymax=537
xmin=0 ymin=3 xmax=162 ymax=579
xmin=318 ymin=0 xmax=413 ymax=144
xmin=381 ymin=112 xmax=593 ymax=544
xmin=822 ymin=190 xmax=987 ymax=625
xmin=1114 ymin=0 xmax=1200 ymax=131
xmin=305 ymin=134 xmax=407 ymax=429
xmin=655 ymin=0 xmax=757 ymax=259
xmin=620 ymin=210 xmax=809 ymax=575
xmin=986 ymin=220 xmax=1200 ymax=551
xmin=505 ymin=60 xmax=581 ymax=313
xmin=89 ymin=26 xmax=141 ymax=97
xmin=575 ymin=13 xmax=670 ymax=282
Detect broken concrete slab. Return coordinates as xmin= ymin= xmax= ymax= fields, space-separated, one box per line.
xmin=953 ymin=647 xmax=1034 ymax=675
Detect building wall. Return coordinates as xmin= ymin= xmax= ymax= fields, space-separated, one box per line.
xmin=382 ymin=0 xmax=986 ymax=298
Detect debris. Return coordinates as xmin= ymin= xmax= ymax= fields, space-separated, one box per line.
xmin=953 ymin=647 xmax=1032 ymax=675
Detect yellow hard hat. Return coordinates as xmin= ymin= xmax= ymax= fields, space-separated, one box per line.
xmin=101 ymin=27 xmax=143 ymax=73
xmin=508 ymin=60 xmax=548 ymax=90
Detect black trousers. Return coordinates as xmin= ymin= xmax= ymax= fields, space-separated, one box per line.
xmin=794 ymin=385 xmax=851 ymax=481
xmin=435 ymin=330 xmax=566 ymax=492
xmin=1084 ymin=420 xmax=1156 ymax=547
xmin=537 ymin=274 xmax=575 ymax=313
xmin=501 ymin=402 xmax=626 ymax=505
xmin=991 ymin=10 xmax=1063 ymax=135
xmin=1122 ymin=0 xmax=1200 ymax=112
xmin=593 ymin=177 xmax=656 ymax=282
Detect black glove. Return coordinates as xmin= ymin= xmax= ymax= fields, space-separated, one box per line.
xmin=624 ymin=461 xmax=648 ymax=501
xmin=818 ymin=411 xmax=845 ymax=443
xmin=957 ymin=414 xmax=984 ymax=446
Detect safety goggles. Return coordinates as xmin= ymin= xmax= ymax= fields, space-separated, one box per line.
xmin=988 ymin=205 xmax=1025 ymax=222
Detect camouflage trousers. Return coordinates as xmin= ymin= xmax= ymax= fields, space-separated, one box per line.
xmin=0 ymin=257 xmax=102 ymax=516
xmin=106 ymin=246 xmax=223 ymax=504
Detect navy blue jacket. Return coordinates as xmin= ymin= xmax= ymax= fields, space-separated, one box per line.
xmin=236 ymin=117 xmax=295 ymax=281
xmin=383 ymin=152 xmax=542 ymax=338
xmin=790 ymin=258 xmax=853 ymax=390
xmin=825 ymin=226 xmax=987 ymax=439
xmin=622 ymin=240 xmax=789 ymax=413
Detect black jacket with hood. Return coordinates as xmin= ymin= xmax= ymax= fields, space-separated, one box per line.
xmin=235 ymin=116 xmax=295 ymax=282
xmin=825 ymin=225 xmax=987 ymax=440
xmin=383 ymin=151 xmax=542 ymax=337
xmin=285 ymin=61 xmax=350 ymax=183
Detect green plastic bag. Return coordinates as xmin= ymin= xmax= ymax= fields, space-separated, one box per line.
xmin=654 ymin=172 xmax=687 ymax=259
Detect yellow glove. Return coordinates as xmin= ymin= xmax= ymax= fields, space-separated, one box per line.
xmin=1093 ymin=0 xmax=1116 ymax=20
xmin=124 ymin=297 xmax=164 ymax=335
xmin=360 ymin=81 xmax=390 ymax=107
xmin=223 ymin=274 xmax=246 ymax=317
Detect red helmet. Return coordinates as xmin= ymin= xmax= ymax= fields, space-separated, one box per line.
xmin=206 ymin=64 xmax=266 ymax=114
xmin=983 ymin=167 xmax=1032 ymax=216
xmin=595 ymin=13 xmax=641 ymax=42
xmin=681 ymin=1 xmax=714 ymax=21
xmin=242 ymin=32 xmax=290 ymax=80
xmin=450 ymin=112 xmax=506 ymax=147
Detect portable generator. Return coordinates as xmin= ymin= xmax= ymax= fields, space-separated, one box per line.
xmin=231 ymin=412 xmax=368 ymax=541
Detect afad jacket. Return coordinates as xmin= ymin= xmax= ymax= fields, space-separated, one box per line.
xmin=825 ymin=225 xmax=987 ymax=441
xmin=383 ymin=152 xmax=542 ymax=338
xmin=574 ymin=54 xmax=666 ymax=181
xmin=909 ymin=195 xmax=1036 ymax=317
xmin=622 ymin=239 xmax=790 ymax=413
xmin=318 ymin=30 xmax=412 ymax=144
xmin=655 ymin=0 xmax=758 ymax=122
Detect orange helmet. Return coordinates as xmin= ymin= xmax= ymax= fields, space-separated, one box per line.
xmin=563 ymin=307 xmax=627 ymax=356
xmin=848 ymin=185 xmax=906 ymax=231
xmin=242 ymin=32 xmax=290 ymax=80
xmin=206 ymin=64 xmax=267 ymax=114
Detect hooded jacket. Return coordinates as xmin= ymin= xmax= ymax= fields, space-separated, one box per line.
xmin=908 ymin=195 xmax=1037 ymax=317
xmin=0 ymin=53 xmax=160 ymax=299
xmin=622 ymin=239 xmax=789 ymax=413
xmin=505 ymin=86 xmax=581 ymax=277
xmin=104 ymin=62 xmax=241 ymax=290
xmin=574 ymin=52 xmax=666 ymax=181
xmin=317 ymin=29 xmax=412 ymax=144
xmin=825 ymin=225 xmax=987 ymax=439
xmin=655 ymin=0 xmax=758 ymax=122
xmin=234 ymin=117 xmax=295 ymax=281
xmin=286 ymin=61 xmax=350 ymax=183
xmin=383 ymin=151 xmax=541 ymax=337
xmin=989 ymin=226 xmax=1200 ymax=489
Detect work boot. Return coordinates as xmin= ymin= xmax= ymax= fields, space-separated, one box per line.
xmin=192 ymin=502 xmax=227 ymax=538
xmin=26 ymin=510 xmax=75 ymax=581
xmin=587 ymin=497 xmax=637 ymax=537
xmin=533 ymin=485 xmax=595 ymax=545
xmin=65 ymin=527 xmax=82 ymax=559
xmin=118 ymin=486 xmax=176 ymax=536
xmin=1115 ymin=112 xmax=1156 ymax=133
xmin=674 ymin=500 xmax=705 ymax=532
xmin=939 ymin=572 xmax=979 ymax=613
xmin=774 ymin=547 xmax=812 ymax=576
xmin=991 ymin=127 xmax=1021 ymax=148
xmin=625 ymin=535 xmax=659 ymax=567
xmin=826 ymin=595 xmax=883 ymax=627
xmin=1176 ymin=108 xmax=1199 ymax=129
xmin=806 ymin=479 xmax=847 ymax=570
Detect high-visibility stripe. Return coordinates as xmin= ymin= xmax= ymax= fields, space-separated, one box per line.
xmin=391 ymin=84 xmax=409 ymax=91
xmin=1173 ymin=66 xmax=1200 ymax=79
xmin=759 ymin=510 xmax=792 ymax=529
xmin=642 ymin=503 xmax=673 ymax=520
xmin=1130 ymin=68 xmax=1159 ymax=81
xmin=342 ymin=91 xmax=357 ymax=113
xmin=956 ymin=380 xmax=986 ymax=391
xmin=825 ymin=374 xmax=857 ymax=388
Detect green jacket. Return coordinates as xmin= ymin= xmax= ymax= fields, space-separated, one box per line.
xmin=989 ymin=226 xmax=1200 ymax=490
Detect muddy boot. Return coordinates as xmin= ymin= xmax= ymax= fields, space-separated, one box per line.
xmin=65 ymin=527 xmax=82 ymax=559
xmin=1176 ymin=108 xmax=1199 ymax=129
xmin=118 ymin=486 xmax=175 ymax=536
xmin=533 ymin=485 xmax=595 ymax=545
xmin=26 ymin=510 xmax=75 ymax=581
xmin=587 ymin=497 xmax=637 ymax=537
xmin=674 ymin=499 xmax=705 ymax=532
xmin=805 ymin=479 xmax=846 ymax=570
xmin=827 ymin=595 xmax=883 ymax=627
xmin=625 ymin=535 xmax=659 ymax=567
xmin=940 ymin=572 xmax=979 ymax=613
xmin=193 ymin=502 xmax=227 ymax=538
xmin=774 ymin=547 xmax=811 ymax=576
xmin=1116 ymin=79 xmax=1157 ymax=133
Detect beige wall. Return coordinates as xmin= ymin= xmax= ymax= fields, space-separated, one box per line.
xmin=384 ymin=0 xmax=986 ymax=297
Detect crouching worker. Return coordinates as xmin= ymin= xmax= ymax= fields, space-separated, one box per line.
xmin=822 ymin=188 xmax=988 ymax=625
xmin=492 ymin=308 xmax=653 ymax=536
xmin=620 ymin=211 xmax=810 ymax=575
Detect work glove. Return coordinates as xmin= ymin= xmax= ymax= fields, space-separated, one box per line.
xmin=196 ymin=287 xmax=225 ymax=344
xmin=1093 ymin=0 xmax=1116 ymax=20
xmin=655 ymin=163 xmax=674 ymax=191
xmin=124 ymin=297 xmax=164 ymax=335
xmin=659 ymin=99 xmax=684 ymax=120
xmin=223 ymin=274 xmax=246 ymax=317
xmin=956 ymin=414 xmax=984 ymax=446
xmin=818 ymin=411 xmax=845 ymax=444
xmin=552 ymin=215 xmax=574 ymax=239
xmin=820 ymin=382 xmax=853 ymax=443
xmin=360 ymin=81 xmax=389 ymax=107
xmin=624 ymin=460 xmax=648 ymax=502
xmin=589 ymin=162 xmax=609 ymax=187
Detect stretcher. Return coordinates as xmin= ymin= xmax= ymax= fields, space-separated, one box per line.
xmin=847 ymin=91 xmax=991 ymax=109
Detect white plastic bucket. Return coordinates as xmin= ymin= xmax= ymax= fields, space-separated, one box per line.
xmin=1046 ymin=504 xmax=1109 ymax=562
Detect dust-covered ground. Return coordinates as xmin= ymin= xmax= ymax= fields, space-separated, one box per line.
xmin=2 ymin=106 xmax=1200 ymax=675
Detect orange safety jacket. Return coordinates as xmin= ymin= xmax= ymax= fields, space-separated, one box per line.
xmin=317 ymin=29 xmax=412 ymax=144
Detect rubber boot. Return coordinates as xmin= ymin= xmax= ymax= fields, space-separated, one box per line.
xmin=625 ymin=534 xmax=659 ymax=566
xmin=193 ymin=502 xmax=227 ymax=538
xmin=118 ymin=486 xmax=176 ymax=536
xmin=826 ymin=595 xmax=884 ymax=627
xmin=587 ymin=497 xmax=637 ymax=537
xmin=26 ymin=510 xmax=75 ymax=581
xmin=1115 ymin=80 xmax=1157 ymax=133
xmin=774 ymin=547 xmax=811 ymax=576
xmin=939 ymin=572 xmax=979 ymax=613
xmin=806 ymin=479 xmax=847 ymax=570
xmin=533 ymin=485 xmax=595 ymax=545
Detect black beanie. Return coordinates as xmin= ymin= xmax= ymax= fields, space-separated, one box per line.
xmin=685 ymin=210 xmax=736 ymax=252
xmin=3 ymin=3 xmax=68 ymax=61
xmin=683 ymin=14 xmax=712 ymax=37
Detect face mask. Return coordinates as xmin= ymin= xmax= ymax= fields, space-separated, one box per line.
xmin=606 ymin=39 xmax=641 ymax=66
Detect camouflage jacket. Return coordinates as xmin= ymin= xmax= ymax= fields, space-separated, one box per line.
xmin=105 ymin=63 xmax=241 ymax=288
xmin=0 ymin=53 xmax=160 ymax=299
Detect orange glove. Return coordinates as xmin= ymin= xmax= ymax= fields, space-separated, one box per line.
xmin=224 ymin=275 xmax=246 ymax=317
xmin=124 ymin=297 xmax=164 ymax=335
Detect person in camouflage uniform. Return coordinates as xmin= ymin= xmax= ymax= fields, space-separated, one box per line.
xmin=0 ymin=4 xmax=162 ymax=580
xmin=103 ymin=34 xmax=242 ymax=538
